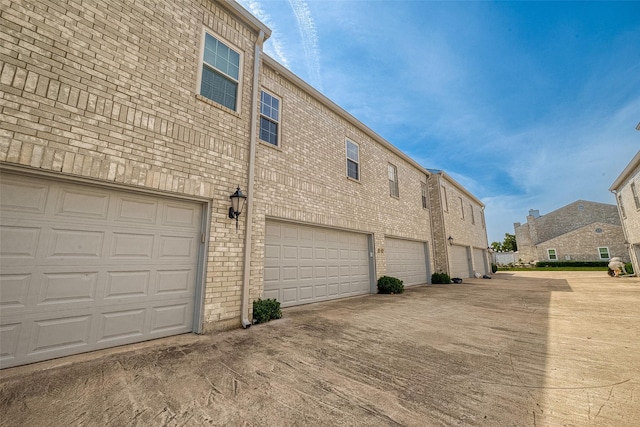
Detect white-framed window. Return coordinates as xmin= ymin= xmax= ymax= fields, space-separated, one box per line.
xmin=619 ymin=195 xmax=627 ymax=219
xmin=632 ymin=182 xmax=640 ymax=209
xmin=470 ymin=204 xmax=475 ymax=224
xmin=259 ymin=90 xmax=280 ymax=146
xmin=481 ymin=210 xmax=486 ymax=229
xmin=388 ymin=164 xmax=399 ymax=197
xmin=459 ymin=197 xmax=465 ymax=219
xmin=598 ymin=247 xmax=610 ymax=259
xmin=346 ymin=139 xmax=359 ymax=180
xmin=547 ymin=249 xmax=557 ymax=260
xmin=199 ymin=31 xmax=241 ymax=111
xmin=421 ymin=182 xmax=428 ymax=209
xmin=441 ymin=185 xmax=448 ymax=211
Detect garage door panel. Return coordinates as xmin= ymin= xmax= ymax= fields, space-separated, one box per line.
xmin=0 ymin=177 xmax=48 ymax=213
xmin=149 ymin=303 xmax=191 ymax=333
xmin=162 ymin=203 xmax=200 ymax=228
xmin=56 ymin=188 xmax=110 ymax=220
xmin=0 ymin=226 xmax=40 ymax=258
xmin=39 ymin=271 xmax=98 ymax=304
xmin=116 ymin=198 xmax=158 ymax=224
xmin=451 ymin=245 xmax=471 ymax=278
xmin=385 ymin=238 xmax=428 ymax=286
xmin=0 ymin=172 xmax=202 ymax=368
xmin=105 ymin=271 xmax=150 ymax=298
xmin=98 ymin=308 xmax=146 ymax=342
xmin=111 ymin=233 xmax=154 ymax=258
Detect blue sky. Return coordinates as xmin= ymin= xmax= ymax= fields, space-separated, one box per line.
xmin=237 ymin=0 xmax=640 ymax=243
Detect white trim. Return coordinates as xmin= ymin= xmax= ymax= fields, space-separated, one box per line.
xmin=547 ymin=248 xmax=558 ymax=260
xmin=196 ymin=27 xmax=244 ymax=114
xmin=345 ymin=138 xmax=360 ymax=181
xmin=259 ymin=89 xmax=282 ymax=147
xmin=598 ymin=247 xmax=610 ymax=260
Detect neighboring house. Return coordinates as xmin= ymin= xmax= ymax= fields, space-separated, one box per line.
xmin=609 ymin=150 xmax=640 ymax=276
xmin=0 ymin=0 xmax=488 ymax=368
xmin=513 ymin=201 xmax=626 ymax=263
xmin=427 ymin=170 xmax=490 ymax=278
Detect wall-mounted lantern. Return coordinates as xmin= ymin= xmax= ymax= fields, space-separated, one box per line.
xmin=448 ymin=236 xmax=454 ymax=246
xmin=228 ymin=186 xmax=247 ymax=231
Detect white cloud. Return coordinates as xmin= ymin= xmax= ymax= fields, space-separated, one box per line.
xmin=288 ymin=0 xmax=322 ymax=91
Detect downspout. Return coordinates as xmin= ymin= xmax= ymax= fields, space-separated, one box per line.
xmin=240 ymin=30 xmax=265 ymax=328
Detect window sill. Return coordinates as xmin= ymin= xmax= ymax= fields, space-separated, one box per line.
xmin=259 ymin=139 xmax=282 ymax=151
xmin=346 ymin=176 xmax=361 ymax=184
xmin=195 ymin=94 xmax=241 ymax=117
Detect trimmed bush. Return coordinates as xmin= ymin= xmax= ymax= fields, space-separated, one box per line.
xmin=491 ymin=263 xmax=498 ymax=273
xmin=625 ymin=262 xmax=634 ymax=274
xmin=535 ymin=261 xmax=609 ymax=268
xmin=431 ymin=272 xmax=451 ymax=284
xmin=252 ymin=298 xmax=282 ymax=324
xmin=377 ymin=276 xmax=404 ymax=294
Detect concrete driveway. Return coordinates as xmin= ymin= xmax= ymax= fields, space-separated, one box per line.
xmin=1 ymin=271 xmax=639 ymax=426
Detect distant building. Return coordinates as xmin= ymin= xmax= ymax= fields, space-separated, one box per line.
xmin=609 ymin=150 xmax=640 ymax=275
xmin=513 ymin=201 xmax=626 ymax=263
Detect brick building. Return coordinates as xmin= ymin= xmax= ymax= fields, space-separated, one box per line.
xmin=0 ymin=0 xmax=488 ymax=368
xmin=610 ymin=150 xmax=640 ymax=275
xmin=513 ymin=201 xmax=626 ymax=264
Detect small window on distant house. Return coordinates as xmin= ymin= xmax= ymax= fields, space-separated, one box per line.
xmin=259 ymin=91 xmax=280 ymax=146
xmin=388 ymin=164 xmax=399 ymax=197
xmin=619 ymin=195 xmax=627 ymax=219
xmin=421 ymin=182 xmax=428 ymax=209
xmin=441 ymin=185 xmax=448 ymax=211
xmin=598 ymin=247 xmax=610 ymax=259
xmin=200 ymin=32 xmax=240 ymax=110
xmin=346 ymin=139 xmax=359 ymax=180
xmin=632 ymin=183 xmax=640 ymax=209
xmin=459 ymin=197 xmax=465 ymax=219
xmin=470 ymin=204 xmax=475 ymax=224
xmin=481 ymin=210 xmax=486 ymax=229
xmin=547 ymin=249 xmax=557 ymax=260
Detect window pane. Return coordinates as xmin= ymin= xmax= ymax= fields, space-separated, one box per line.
xmin=260 ymin=117 xmax=278 ymax=145
xmin=201 ymin=66 xmax=237 ymax=110
xmin=346 ymin=141 xmax=358 ymax=161
xmin=204 ymin=34 xmax=239 ymax=80
xmin=347 ymin=159 xmax=359 ymax=180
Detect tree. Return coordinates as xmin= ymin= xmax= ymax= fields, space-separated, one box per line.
xmin=503 ymin=233 xmax=517 ymax=252
xmin=490 ymin=233 xmax=518 ymax=252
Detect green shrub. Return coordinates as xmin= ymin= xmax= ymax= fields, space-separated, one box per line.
xmin=431 ymin=272 xmax=451 ymax=284
xmin=252 ymin=298 xmax=282 ymax=324
xmin=377 ymin=276 xmax=404 ymax=294
xmin=535 ymin=261 xmax=609 ymax=268
xmin=625 ymin=262 xmax=634 ymax=274
xmin=491 ymin=263 xmax=498 ymax=273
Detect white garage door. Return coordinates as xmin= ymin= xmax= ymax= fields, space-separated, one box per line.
xmin=0 ymin=172 xmax=203 ymax=369
xmin=385 ymin=237 xmax=428 ymax=286
xmin=473 ymin=248 xmax=487 ymax=275
xmin=264 ymin=221 xmax=371 ymax=307
xmin=450 ymin=245 xmax=471 ymax=279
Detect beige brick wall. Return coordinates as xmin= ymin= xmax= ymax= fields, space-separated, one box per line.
xmin=0 ymin=0 xmax=260 ymax=328
xmin=250 ymin=60 xmax=434 ymax=293
xmin=428 ymin=172 xmax=488 ymax=275
xmin=514 ymin=201 xmax=626 ymax=263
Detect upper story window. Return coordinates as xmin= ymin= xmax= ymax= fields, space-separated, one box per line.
xmin=598 ymin=247 xmax=610 ymax=259
xmin=260 ymin=91 xmax=280 ymax=146
xmin=200 ymin=32 xmax=240 ymax=111
xmin=459 ymin=197 xmax=465 ymax=219
xmin=346 ymin=139 xmax=360 ymax=180
xmin=632 ymin=182 xmax=640 ymax=209
xmin=388 ymin=164 xmax=399 ymax=197
xmin=421 ymin=182 xmax=428 ymax=209
xmin=619 ymin=195 xmax=627 ymax=219
xmin=481 ymin=210 xmax=486 ymax=229
xmin=547 ymin=249 xmax=557 ymax=260
xmin=470 ymin=204 xmax=475 ymax=224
